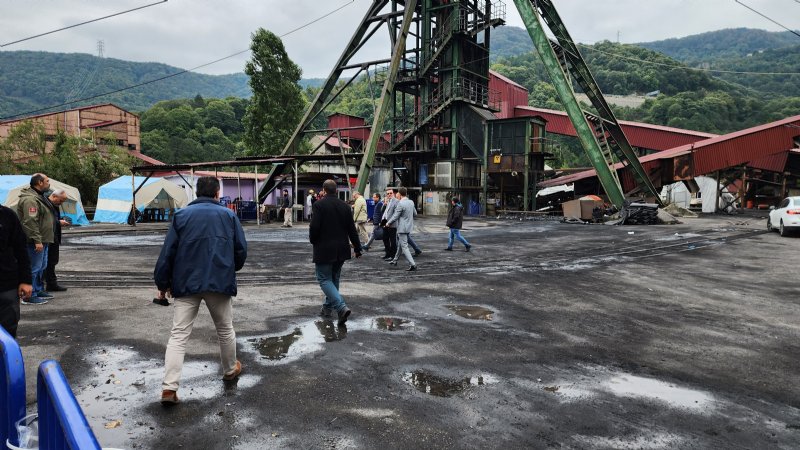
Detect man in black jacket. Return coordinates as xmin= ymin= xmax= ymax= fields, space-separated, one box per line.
xmin=281 ymin=189 xmax=293 ymax=228
xmin=309 ymin=179 xmax=362 ymax=327
xmin=445 ymin=197 xmax=471 ymax=252
xmin=0 ymin=205 xmax=33 ymax=337
xmin=45 ymin=189 xmax=69 ymax=292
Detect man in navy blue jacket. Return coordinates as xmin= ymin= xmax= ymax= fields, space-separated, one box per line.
xmin=154 ymin=177 xmax=247 ymax=405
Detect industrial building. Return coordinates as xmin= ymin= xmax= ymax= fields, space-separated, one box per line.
xmin=0 ymin=103 xmax=141 ymax=156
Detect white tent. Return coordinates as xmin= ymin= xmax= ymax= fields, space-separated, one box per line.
xmin=0 ymin=175 xmax=90 ymax=226
xmin=94 ymin=176 xmax=188 ymax=224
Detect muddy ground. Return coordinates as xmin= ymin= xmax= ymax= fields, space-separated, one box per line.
xmin=15 ymin=213 xmax=800 ymax=449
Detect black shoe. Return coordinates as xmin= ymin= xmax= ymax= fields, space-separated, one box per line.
xmin=406 ymin=265 xmax=417 ymax=272
xmin=444 ymin=248 xmax=453 ymax=251
xmin=414 ymin=250 xmax=422 ymax=256
xmin=47 ymin=285 xmax=68 ymax=292
xmin=465 ymin=245 xmax=471 ymax=252
xmin=320 ymin=307 xmax=333 ymax=319
xmin=337 ymin=308 xmax=351 ymax=327
xmin=152 ymin=298 xmax=170 ymax=306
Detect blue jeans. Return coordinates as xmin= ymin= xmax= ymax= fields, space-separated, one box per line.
xmin=315 ymin=261 xmax=347 ymax=312
xmin=26 ymin=243 xmax=48 ymax=296
xmin=448 ymin=229 xmax=470 ymax=249
xmin=407 ymin=234 xmax=421 ymax=253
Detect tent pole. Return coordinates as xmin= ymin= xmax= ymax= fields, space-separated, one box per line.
xmin=131 ymin=174 xmax=136 ymax=227
xmin=237 ymin=170 xmax=242 ymax=201
xmin=294 ymin=160 xmax=299 ymax=218
xmin=255 ymin=165 xmax=260 ymax=226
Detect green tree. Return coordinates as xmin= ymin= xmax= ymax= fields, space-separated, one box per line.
xmin=19 ymin=131 xmax=132 ymax=205
xmin=0 ymin=120 xmax=46 ymax=160
xmin=243 ymin=28 xmax=304 ymax=155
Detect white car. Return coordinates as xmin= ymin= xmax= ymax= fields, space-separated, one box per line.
xmin=768 ymin=197 xmax=800 ymax=236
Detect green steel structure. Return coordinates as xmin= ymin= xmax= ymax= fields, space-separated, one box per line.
xmin=257 ymin=0 xmax=507 ymax=212
xmin=259 ymin=0 xmax=660 ymax=210
xmin=512 ymin=0 xmax=661 ymax=207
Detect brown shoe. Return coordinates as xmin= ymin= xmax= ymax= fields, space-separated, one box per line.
xmin=160 ymin=389 xmax=179 ymax=405
xmin=223 ymin=360 xmax=243 ymax=381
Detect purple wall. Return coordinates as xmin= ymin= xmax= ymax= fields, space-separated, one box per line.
xmin=221 ymin=179 xmax=257 ymax=201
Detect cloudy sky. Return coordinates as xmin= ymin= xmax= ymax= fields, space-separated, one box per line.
xmin=1 ymin=0 xmax=797 ymax=77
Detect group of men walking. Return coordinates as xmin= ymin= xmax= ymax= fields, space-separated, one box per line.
xmin=0 ymin=173 xmax=69 ymax=338
xmin=152 ymin=177 xmax=472 ymax=405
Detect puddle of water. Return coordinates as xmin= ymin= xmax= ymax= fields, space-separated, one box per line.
xmin=402 ymin=369 xmax=498 ymax=397
xmin=604 ymin=375 xmax=713 ymax=410
xmin=243 ymin=317 xmax=415 ymax=364
xmin=444 ymin=305 xmax=494 ymax=321
xmin=74 ymin=346 xmax=261 ymax=448
xmin=372 ymin=317 xmax=414 ymax=331
xmin=67 ymin=234 xmax=166 ymax=246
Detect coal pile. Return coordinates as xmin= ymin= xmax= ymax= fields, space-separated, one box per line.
xmin=620 ymin=202 xmax=659 ymax=225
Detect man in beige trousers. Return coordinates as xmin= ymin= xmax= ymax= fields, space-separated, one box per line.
xmin=352 ymin=191 xmax=369 ymax=245
xmin=154 ymin=177 xmax=248 ymax=405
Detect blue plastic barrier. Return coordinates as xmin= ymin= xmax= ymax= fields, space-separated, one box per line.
xmin=0 ymin=328 xmax=25 ymax=447
xmin=37 ymin=361 xmax=101 ymax=450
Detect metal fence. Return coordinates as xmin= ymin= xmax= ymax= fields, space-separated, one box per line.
xmin=0 ymin=328 xmax=25 ymax=448
xmin=37 ymin=360 xmax=101 ymax=449
xmin=0 ymin=326 xmax=102 ymax=450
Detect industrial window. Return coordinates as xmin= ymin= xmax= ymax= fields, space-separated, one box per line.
xmin=434 ymin=162 xmax=452 ymax=188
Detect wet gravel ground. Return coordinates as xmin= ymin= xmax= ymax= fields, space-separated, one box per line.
xmin=16 ymin=213 xmax=800 ymax=449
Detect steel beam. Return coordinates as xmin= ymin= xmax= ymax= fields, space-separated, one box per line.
xmin=355 ymin=0 xmax=418 ymax=194
xmin=258 ymin=0 xmax=390 ymax=201
xmin=512 ymin=0 xmax=625 ymax=207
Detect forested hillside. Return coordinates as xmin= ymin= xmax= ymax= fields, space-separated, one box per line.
xmin=705 ymin=44 xmax=800 ymax=97
xmin=638 ymin=28 xmax=800 ymax=64
xmin=3 ymin=27 xmax=799 ymax=169
xmin=0 ymin=51 xmax=253 ymax=118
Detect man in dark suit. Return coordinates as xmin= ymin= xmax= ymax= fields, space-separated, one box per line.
xmin=309 ymin=179 xmax=362 ymax=327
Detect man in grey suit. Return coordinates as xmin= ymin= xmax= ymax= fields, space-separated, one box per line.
xmin=385 ymin=187 xmax=417 ymax=271
xmin=380 ymin=188 xmax=398 ymax=260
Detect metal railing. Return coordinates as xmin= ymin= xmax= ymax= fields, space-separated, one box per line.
xmin=0 ymin=328 xmax=25 ymax=448
xmin=37 ymin=360 xmax=101 ymax=450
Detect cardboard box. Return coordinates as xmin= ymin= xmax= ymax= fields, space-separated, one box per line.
xmin=562 ymin=198 xmax=603 ymax=220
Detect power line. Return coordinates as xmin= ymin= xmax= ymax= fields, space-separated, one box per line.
xmin=734 ymin=0 xmax=800 ymax=39
xmin=1 ymin=0 xmax=168 ymax=47
xmin=0 ymin=1 xmax=356 ymax=121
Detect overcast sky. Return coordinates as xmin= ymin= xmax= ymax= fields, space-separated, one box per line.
xmin=1 ymin=0 xmax=797 ymax=78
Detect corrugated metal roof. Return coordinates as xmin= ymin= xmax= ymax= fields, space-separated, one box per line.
xmin=540 ymin=115 xmax=800 ymax=188
xmin=0 ymin=103 xmax=137 ymax=124
xmin=489 ymin=70 xmax=529 ymax=91
xmin=129 ymin=152 xmax=164 ymax=165
xmin=515 ymin=106 xmax=717 ymax=151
